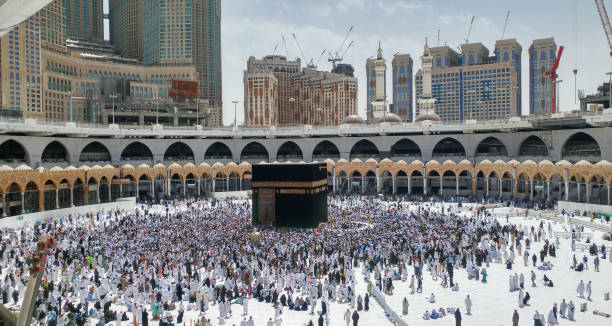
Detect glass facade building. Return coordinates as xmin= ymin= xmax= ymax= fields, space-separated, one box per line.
xmin=529 ymin=38 xmax=557 ymax=115
xmin=391 ymin=54 xmax=413 ymax=121
xmin=415 ymin=40 xmax=521 ymax=122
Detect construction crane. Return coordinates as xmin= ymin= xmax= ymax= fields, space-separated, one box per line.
xmin=272 ymin=44 xmax=278 ymax=56
xmin=0 ymin=236 xmax=55 ymax=326
xmin=314 ymin=49 xmax=327 ymax=69
xmin=328 ymin=25 xmax=354 ymax=69
xmin=292 ymin=33 xmax=315 ymax=68
xmin=282 ymin=35 xmax=290 ymax=59
xmin=436 ymin=29 xmax=440 ymax=46
xmin=464 ymin=15 xmax=475 ymax=44
xmin=595 ymin=0 xmax=612 ymax=56
xmin=544 ymin=46 xmax=564 ymax=114
xmin=500 ymin=10 xmax=510 ymax=40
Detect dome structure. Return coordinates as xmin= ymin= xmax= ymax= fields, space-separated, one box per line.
xmin=414 ymin=108 xmax=441 ymax=122
xmin=342 ymin=115 xmax=365 ymax=124
xmin=378 ymin=112 xmax=402 ymax=123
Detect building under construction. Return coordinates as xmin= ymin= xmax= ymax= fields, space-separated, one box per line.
xmin=243 ymin=55 xmax=357 ymax=126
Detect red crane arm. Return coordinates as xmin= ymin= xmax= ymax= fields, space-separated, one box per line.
xmin=551 ymin=46 xmax=564 ymax=73
xmin=595 ymin=0 xmax=612 ymax=54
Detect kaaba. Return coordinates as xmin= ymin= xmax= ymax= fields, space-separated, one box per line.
xmin=252 ymin=163 xmax=328 ymax=228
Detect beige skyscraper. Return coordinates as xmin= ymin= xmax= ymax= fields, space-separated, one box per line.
xmin=110 ymin=0 xmax=142 ymax=61
xmin=65 ymin=0 xmax=104 ymax=42
xmin=140 ymin=0 xmax=222 ymax=109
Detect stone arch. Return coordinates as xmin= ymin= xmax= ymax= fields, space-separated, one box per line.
xmin=349 ymin=139 xmax=379 ymax=160
xmin=41 ymin=140 xmax=70 ymax=163
xmin=518 ymin=135 xmax=548 ymax=157
xmin=475 ymin=137 xmax=508 ymax=156
xmin=390 ymin=138 xmax=421 ymax=159
xmin=164 ymin=142 xmax=195 ymax=164
xmin=24 ymin=181 xmax=39 ymax=213
xmin=0 ymin=139 xmax=30 ymax=164
xmin=205 ymin=142 xmax=233 ymax=160
xmin=432 ymin=137 xmax=466 ymax=157
xmin=277 ymin=141 xmax=304 ymax=161
xmin=588 ymin=174 xmax=607 ymax=204
xmin=121 ymin=142 xmax=154 ymax=162
xmin=240 ymin=142 xmax=269 ymax=162
xmin=561 ymin=132 xmax=601 ymax=162
xmin=79 ymin=141 xmax=111 ymax=163
xmin=73 ymin=178 xmax=84 ymax=206
xmin=312 ymin=140 xmax=340 ymax=160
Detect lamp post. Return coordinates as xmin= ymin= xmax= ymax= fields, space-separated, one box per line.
xmin=232 ymin=100 xmax=238 ymax=128
xmin=289 ymin=97 xmax=295 ymax=125
xmin=109 ymin=94 xmax=118 ymax=124
xmin=154 ymin=97 xmax=160 ymax=124
xmin=556 ymin=80 xmax=563 ymax=113
xmin=606 ymin=72 xmax=612 ymax=109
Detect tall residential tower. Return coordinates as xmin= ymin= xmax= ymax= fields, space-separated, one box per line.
xmin=65 ymin=0 xmax=104 ymax=42
xmin=140 ymin=0 xmax=222 ymax=110
xmin=391 ymin=54 xmax=413 ymax=121
xmin=529 ymin=38 xmax=557 ymax=115
xmin=415 ymin=39 xmax=521 ymax=121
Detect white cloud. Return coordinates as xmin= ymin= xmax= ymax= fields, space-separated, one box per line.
xmin=376 ymin=0 xmax=428 ymax=16
xmin=336 ymin=0 xmax=365 ymax=13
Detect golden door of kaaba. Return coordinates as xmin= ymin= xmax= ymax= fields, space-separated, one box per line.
xmin=258 ymin=188 xmax=276 ymax=225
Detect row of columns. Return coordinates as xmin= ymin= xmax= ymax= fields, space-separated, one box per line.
xmin=330 ymin=175 xmax=612 ymax=205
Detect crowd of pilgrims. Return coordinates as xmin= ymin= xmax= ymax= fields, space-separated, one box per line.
xmin=0 ymin=195 xmax=574 ymax=326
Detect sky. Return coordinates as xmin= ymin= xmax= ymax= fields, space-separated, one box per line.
xmin=109 ymin=0 xmax=612 ymax=126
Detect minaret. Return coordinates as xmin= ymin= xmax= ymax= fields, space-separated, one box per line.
xmin=417 ymin=38 xmax=437 ymax=119
xmin=371 ymin=41 xmax=388 ymax=120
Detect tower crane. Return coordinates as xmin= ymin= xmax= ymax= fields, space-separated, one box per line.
xmin=544 ymin=46 xmax=564 ymax=114
xmin=292 ymin=33 xmax=316 ymax=69
xmin=595 ymin=0 xmax=612 ymax=56
xmin=314 ymin=49 xmax=327 ymax=69
xmin=500 ymin=10 xmax=510 ymax=40
xmin=282 ymin=35 xmax=290 ymax=59
xmin=464 ymin=16 xmax=475 ymax=44
xmin=328 ymin=25 xmax=354 ymax=69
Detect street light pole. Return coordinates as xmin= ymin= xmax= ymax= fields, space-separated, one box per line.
xmin=232 ymin=100 xmax=238 ymax=128
xmin=69 ymin=91 xmax=73 ymax=123
xmin=155 ymin=97 xmax=160 ymax=124
xmin=109 ymin=94 xmax=118 ymax=124
xmin=606 ymin=72 xmax=612 ymax=109
xmin=556 ymin=80 xmax=563 ymax=113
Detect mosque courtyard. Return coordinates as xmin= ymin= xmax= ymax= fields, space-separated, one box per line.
xmin=1 ymin=197 xmax=611 ymax=326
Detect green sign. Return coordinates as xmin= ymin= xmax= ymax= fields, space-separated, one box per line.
xmin=534 ymin=185 xmax=544 ymax=191
xmin=16 ymin=216 xmax=23 ymax=220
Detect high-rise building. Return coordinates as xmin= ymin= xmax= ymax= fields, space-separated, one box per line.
xmin=140 ymin=0 xmax=222 ymax=111
xmin=109 ymin=0 xmax=142 ymax=61
xmin=495 ymin=39 xmax=522 ymax=114
xmin=243 ymin=72 xmax=278 ymax=126
xmin=292 ymin=69 xmax=358 ymax=126
xmin=40 ymin=0 xmax=67 ymax=54
xmin=245 ymin=55 xmax=301 ymax=125
xmin=391 ymin=54 xmax=413 ymax=121
xmin=65 ymin=0 xmax=104 ymax=42
xmin=0 ymin=14 xmax=43 ymax=119
xmin=415 ymin=40 xmax=521 ymax=121
xmin=366 ymin=44 xmax=386 ymax=121
xmin=529 ymin=38 xmax=557 ymax=115
xmin=243 ymin=56 xmax=357 ymax=126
